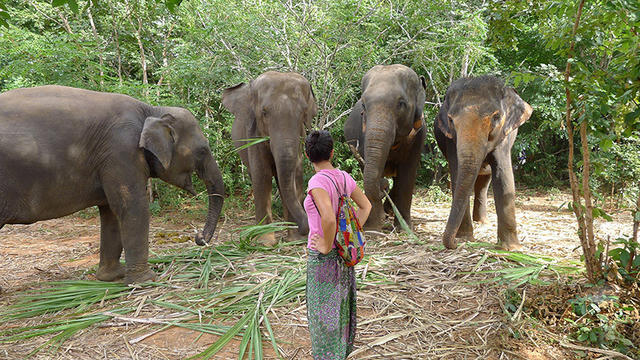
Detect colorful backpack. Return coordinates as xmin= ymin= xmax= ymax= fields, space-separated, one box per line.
xmin=313 ymin=172 xmax=366 ymax=266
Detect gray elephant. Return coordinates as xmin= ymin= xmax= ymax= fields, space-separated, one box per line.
xmin=0 ymin=86 xmax=225 ymax=283
xmin=222 ymin=71 xmax=316 ymax=245
xmin=434 ymin=76 xmax=532 ymax=250
xmin=344 ymin=64 xmax=426 ymax=230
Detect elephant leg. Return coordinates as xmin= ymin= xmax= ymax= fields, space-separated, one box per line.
xmin=101 ymin=170 xmax=155 ymax=284
xmin=392 ymin=146 xmax=421 ymax=229
xmin=95 ymin=205 xmax=125 ymax=281
xmin=473 ymin=174 xmax=491 ymax=224
xmin=284 ymin=159 xmax=305 ymax=240
xmin=365 ymin=197 xmax=385 ymax=231
xmin=447 ymin=151 xmax=473 ymax=239
xmin=490 ymin=146 xmax=520 ymax=250
xmin=249 ymin=152 xmax=277 ymax=246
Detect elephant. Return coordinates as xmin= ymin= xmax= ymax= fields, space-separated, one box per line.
xmin=0 ymin=85 xmax=225 ymax=284
xmin=434 ymin=76 xmax=532 ymax=250
xmin=222 ymin=71 xmax=317 ymax=245
xmin=344 ymin=64 xmax=427 ymax=230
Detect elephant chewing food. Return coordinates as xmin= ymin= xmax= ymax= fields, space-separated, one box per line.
xmin=434 ymin=76 xmax=533 ymax=250
xmin=0 ymin=86 xmax=225 ymax=284
xmin=344 ymin=64 xmax=427 ymax=230
xmin=222 ymin=72 xmax=317 ymax=245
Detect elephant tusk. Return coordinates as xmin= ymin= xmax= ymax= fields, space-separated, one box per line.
xmin=348 ymin=143 xmax=365 ymax=167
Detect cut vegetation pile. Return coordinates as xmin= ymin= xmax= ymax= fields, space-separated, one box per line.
xmin=0 ymin=191 xmax=637 ymax=359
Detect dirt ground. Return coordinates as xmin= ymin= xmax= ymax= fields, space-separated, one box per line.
xmin=0 ymin=189 xmax=636 ymax=360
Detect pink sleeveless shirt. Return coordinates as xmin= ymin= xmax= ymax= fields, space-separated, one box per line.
xmin=303 ymin=169 xmax=357 ymax=250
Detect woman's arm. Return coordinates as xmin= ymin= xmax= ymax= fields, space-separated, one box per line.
xmin=310 ymin=188 xmax=336 ymax=254
xmin=350 ymin=187 xmax=372 ymax=226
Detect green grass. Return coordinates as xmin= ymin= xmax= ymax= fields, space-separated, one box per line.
xmin=462 ymin=242 xmax=584 ymax=288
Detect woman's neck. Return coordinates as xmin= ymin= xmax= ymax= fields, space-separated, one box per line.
xmin=313 ymin=160 xmax=334 ymax=172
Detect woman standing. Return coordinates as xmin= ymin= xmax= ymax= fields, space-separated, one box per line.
xmin=303 ymin=130 xmax=372 ymax=359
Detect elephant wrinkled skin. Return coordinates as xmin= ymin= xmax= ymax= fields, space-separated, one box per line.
xmin=434 ymin=76 xmax=533 ymax=250
xmin=344 ymin=64 xmax=427 ymax=230
xmin=222 ymin=72 xmax=316 ymax=245
xmin=0 ymin=86 xmax=225 ymax=284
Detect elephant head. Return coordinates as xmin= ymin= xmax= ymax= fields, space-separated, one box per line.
xmin=436 ymin=76 xmax=532 ymax=249
xmin=356 ymin=65 xmax=426 ymax=229
xmin=140 ymin=108 xmax=224 ymax=245
xmin=222 ymin=72 xmax=316 ymax=237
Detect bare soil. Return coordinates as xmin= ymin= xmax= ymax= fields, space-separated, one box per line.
xmin=0 ymin=189 xmax=636 ymax=360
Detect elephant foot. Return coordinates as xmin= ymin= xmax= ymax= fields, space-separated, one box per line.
xmin=124 ymin=266 xmax=156 ymax=284
xmin=258 ymin=232 xmax=278 ymax=247
xmin=365 ymin=223 xmax=383 ymax=233
xmin=455 ymin=229 xmax=474 ymax=240
xmin=96 ymin=263 xmax=125 ymax=282
xmin=497 ymin=240 xmax=522 ymax=251
xmin=473 ymin=217 xmax=489 ymax=225
xmin=287 ymin=229 xmax=304 ymax=242
xmin=497 ymin=230 xmax=520 ymax=251
xmin=443 ymin=235 xmax=457 ymax=249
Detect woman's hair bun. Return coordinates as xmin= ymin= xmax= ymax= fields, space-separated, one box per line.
xmin=305 ymin=130 xmax=333 ymax=163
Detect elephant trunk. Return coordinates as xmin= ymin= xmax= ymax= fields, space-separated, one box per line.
xmin=442 ymin=143 xmax=484 ymax=249
xmin=194 ymin=152 xmax=225 ymax=245
xmin=363 ymin=117 xmax=395 ymax=228
xmin=273 ymin=138 xmax=309 ymax=235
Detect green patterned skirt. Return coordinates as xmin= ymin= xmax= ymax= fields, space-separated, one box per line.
xmin=306 ymin=249 xmax=357 ymax=360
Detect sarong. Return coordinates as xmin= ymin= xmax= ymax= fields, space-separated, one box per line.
xmin=306 ymin=249 xmax=357 ymax=360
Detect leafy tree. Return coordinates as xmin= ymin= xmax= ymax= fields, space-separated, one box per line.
xmin=490 ymin=0 xmax=640 ymax=282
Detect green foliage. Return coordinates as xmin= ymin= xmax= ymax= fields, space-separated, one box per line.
xmin=464 ymin=244 xmax=583 ymax=288
xmin=423 ymin=185 xmax=451 ymax=203
xmin=566 ymin=295 xmax=638 ymax=356
xmin=607 ymin=237 xmax=640 ymax=285
xmin=0 ymin=0 xmax=500 ymax=205
xmin=590 ymin=138 xmax=640 ymax=208
xmin=490 ymin=0 xmax=640 ymax=200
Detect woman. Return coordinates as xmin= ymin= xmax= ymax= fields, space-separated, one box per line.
xmin=303 ymin=130 xmax=372 ymax=359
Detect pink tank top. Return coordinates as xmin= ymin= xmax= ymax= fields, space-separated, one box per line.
xmin=303 ymin=169 xmax=357 ymax=249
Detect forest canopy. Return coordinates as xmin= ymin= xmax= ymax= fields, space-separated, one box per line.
xmin=0 ymin=0 xmax=638 ymax=206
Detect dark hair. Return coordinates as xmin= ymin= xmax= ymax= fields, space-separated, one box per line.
xmin=305 ymin=130 xmax=333 ymax=163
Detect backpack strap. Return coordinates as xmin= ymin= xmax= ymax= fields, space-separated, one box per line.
xmin=319 ymin=173 xmax=345 ymax=196
xmin=309 ymin=172 xmax=344 ymax=214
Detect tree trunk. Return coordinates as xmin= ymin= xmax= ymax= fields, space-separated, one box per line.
xmin=110 ymin=5 xmax=123 ymax=85
xmin=87 ymin=6 xmax=104 ymax=88
xmin=564 ymin=0 xmax=601 ymax=282
xmin=156 ymin=21 xmax=174 ymax=98
xmin=57 ymin=10 xmax=73 ymax=34
xmin=135 ymin=16 xmax=148 ymax=87
xmin=633 ymin=190 xmax=639 ymax=243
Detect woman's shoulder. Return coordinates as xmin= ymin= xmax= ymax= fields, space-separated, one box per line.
xmin=308 ymin=172 xmax=332 ymax=189
xmin=335 ymin=168 xmax=356 ymax=181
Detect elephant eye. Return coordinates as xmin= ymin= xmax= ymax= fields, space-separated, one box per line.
xmin=492 ymin=112 xmax=501 ymax=123
xmin=198 ymin=147 xmax=209 ymax=157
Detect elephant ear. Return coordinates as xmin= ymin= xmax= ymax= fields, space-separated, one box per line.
xmin=436 ymin=96 xmax=454 ymax=139
xmin=305 ymin=83 xmax=318 ymax=128
xmin=222 ymin=82 xmax=257 ymax=134
xmin=501 ymin=87 xmax=533 ymax=137
xmin=139 ymin=114 xmax=177 ymax=170
xmin=414 ymin=76 xmax=427 ymax=129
